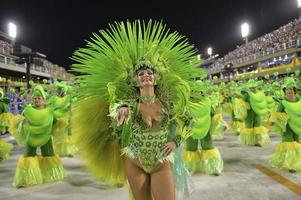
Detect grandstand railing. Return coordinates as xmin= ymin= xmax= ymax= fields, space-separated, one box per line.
xmin=0 ymin=52 xmax=70 ymax=80
xmin=207 ymin=36 xmax=301 ymax=75
xmin=0 ymin=53 xmax=26 ymax=68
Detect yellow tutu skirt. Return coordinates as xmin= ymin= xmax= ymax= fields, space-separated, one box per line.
xmin=239 ymin=126 xmax=270 ymax=146
xmin=269 ymin=142 xmax=301 ymax=171
xmin=0 ymin=139 xmax=13 ymax=160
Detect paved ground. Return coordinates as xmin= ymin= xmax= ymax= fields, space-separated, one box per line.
xmin=1 ymin=128 xmax=301 ymax=200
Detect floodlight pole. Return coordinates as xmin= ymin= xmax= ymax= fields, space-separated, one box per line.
xmin=244 ymin=37 xmax=248 ymax=46
xmin=298 ymin=3 xmax=301 ymax=18
xmin=26 ymin=55 xmax=32 ymax=89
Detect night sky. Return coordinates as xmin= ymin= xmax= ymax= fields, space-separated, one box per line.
xmin=0 ymin=0 xmax=299 ymax=70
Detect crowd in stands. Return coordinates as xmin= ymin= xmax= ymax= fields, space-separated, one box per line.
xmin=208 ymin=18 xmax=301 ymax=74
xmin=0 ymin=39 xmax=12 ymax=55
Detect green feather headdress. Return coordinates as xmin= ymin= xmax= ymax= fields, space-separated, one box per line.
xmin=282 ymin=77 xmax=296 ymax=89
xmin=71 ymin=19 xmax=203 ymax=102
xmin=33 ymin=85 xmax=47 ymax=99
xmin=246 ymin=79 xmax=259 ymax=88
xmin=29 ymin=80 xmax=34 ymax=86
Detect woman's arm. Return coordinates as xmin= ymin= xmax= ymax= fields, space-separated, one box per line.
xmin=162 ymin=120 xmax=178 ymax=155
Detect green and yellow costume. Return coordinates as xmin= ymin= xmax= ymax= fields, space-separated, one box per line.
xmin=71 ymin=20 xmax=202 ymax=199
xmin=239 ymin=79 xmax=270 ymax=146
xmin=51 ymin=83 xmax=78 ymax=157
xmin=183 ymin=81 xmax=223 ymax=175
xmin=229 ymin=93 xmax=249 ymax=136
xmin=0 ymin=88 xmax=13 ymax=160
xmin=0 ymin=88 xmax=14 ymax=135
xmin=13 ymin=85 xmax=64 ymax=188
xmin=269 ymin=78 xmax=301 ymax=172
xmin=209 ymin=84 xmax=228 ymax=140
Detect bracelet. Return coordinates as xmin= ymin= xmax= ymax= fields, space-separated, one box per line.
xmin=173 ymin=135 xmax=182 ymax=147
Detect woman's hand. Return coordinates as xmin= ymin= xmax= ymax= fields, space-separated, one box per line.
xmin=161 ymin=141 xmax=177 ymax=156
xmin=17 ymin=118 xmax=27 ymax=124
xmin=117 ymin=107 xmax=131 ymax=126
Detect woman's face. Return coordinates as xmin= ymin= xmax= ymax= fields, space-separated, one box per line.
xmin=34 ymin=96 xmax=45 ymax=108
xmin=137 ymin=69 xmax=155 ymax=87
xmin=285 ymin=88 xmax=295 ymax=98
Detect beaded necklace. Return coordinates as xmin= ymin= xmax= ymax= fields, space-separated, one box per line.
xmin=139 ymin=95 xmax=156 ymax=103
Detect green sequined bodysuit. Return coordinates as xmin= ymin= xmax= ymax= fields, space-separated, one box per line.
xmin=122 ymin=100 xmax=175 ymax=173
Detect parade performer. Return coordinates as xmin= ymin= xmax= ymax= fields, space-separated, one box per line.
xmin=239 ymin=79 xmax=270 ymax=146
xmin=208 ymin=83 xmax=228 ymax=140
xmin=0 ymin=88 xmax=11 ymax=134
xmin=71 ymin=20 xmax=200 ymax=200
xmin=221 ymin=82 xmax=233 ymax=117
xmin=265 ymin=84 xmax=278 ymax=113
xmin=229 ymin=88 xmax=249 ymax=136
xmin=13 ymin=85 xmax=64 ymax=188
xmin=269 ymin=77 xmax=301 ymax=172
xmin=183 ymin=81 xmax=223 ymax=176
xmin=264 ymin=83 xmax=283 ymax=133
xmin=50 ymin=82 xmax=78 ymax=157
xmin=0 ymin=88 xmax=13 ymax=160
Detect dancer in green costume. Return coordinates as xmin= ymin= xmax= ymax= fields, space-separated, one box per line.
xmin=221 ymin=83 xmax=233 ymax=116
xmin=183 ymin=81 xmax=223 ymax=176
xmin=51 ymin=82 xmax=78 ymax=157
xmin=209 ymin=84 xmax=228 ymax=140
xmin=13 ymin=85 xmax=64 ymax=188
xmin=265 ymin=84 xmax=278 ymax=113
xmin=239 ymin=79 xmax=270 ymax=146
xmin=0 ymin=88 xmax=13 ymax=160
xmin=264 ymin=83 xmax=286 ymax=133
xmin=71 ymin=20 xmax=201 ymax=200
xmin=229 ymin=88 xmax=249 ymax=136
xmin=269 ymin=77 xmax=301 ymax=172
xmin=0 ymin=88 xmax=15 ymax=134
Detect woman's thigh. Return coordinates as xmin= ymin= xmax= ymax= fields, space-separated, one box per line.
xmin=124 ymin=157 xmax=152 ymax=200
xmin=151 ymin=162 xmax=175 ymax=200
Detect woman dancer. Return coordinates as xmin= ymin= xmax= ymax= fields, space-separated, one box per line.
xmin=13 ymin=85 xmax=64 ymax=188
xmin=269 ymin=77 xmax=301 ymax=172
xmin=239 ymin=79 xmax=270 ymax=146
xmin=71 ymin=20 xmax=200 ymax=200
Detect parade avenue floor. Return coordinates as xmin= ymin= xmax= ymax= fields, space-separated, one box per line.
xmin=1 ymin=126 xmax=301 ymax=200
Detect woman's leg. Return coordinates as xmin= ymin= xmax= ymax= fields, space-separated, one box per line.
xmin=124 ymin=157 xmax=152 ymax=200
xmin=24 ymin=144 xmax=37 ymax=157
xmin=200 ymin=132 xmax=214 ymax=150
xmin=41 ymin=137 xmax=55 ymax=157
xmin=151 ymin=162 xmax=175 ymax=200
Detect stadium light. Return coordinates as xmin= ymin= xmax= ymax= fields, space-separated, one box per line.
xmin=207 ymin=47 xmax=213 ymax=56
xmin=241 ymin=22 xmax=250 ymax=45
xmin=8 ymin=22 xmax=17 ymax=39
xmin=241 ymin=22 xmax=250 ymax=38
xmin=298 ymin=0 xmax=301 ymax=8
